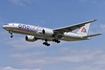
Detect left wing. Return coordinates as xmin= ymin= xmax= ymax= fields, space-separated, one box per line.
xmin=54 ymin=19 xmax=97 ymax=33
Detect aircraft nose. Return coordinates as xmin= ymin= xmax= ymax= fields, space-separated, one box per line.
xmin=2 ymin=25 xmax=8 ymax=30
xmin=2 ymin=25 xmax=6 ymax=29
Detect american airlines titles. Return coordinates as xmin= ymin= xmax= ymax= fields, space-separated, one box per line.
xmin=18 ymin=24 xmax=43 ymax=32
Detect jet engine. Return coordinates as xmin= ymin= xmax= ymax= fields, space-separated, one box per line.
xmin=25 ymin=35 xmax=37 ymax=42
xmin=42 ymin=28 xmax=54 ymax=36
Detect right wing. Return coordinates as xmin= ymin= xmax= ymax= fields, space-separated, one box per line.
xmin=54 ymin=19 xmax=97 ymax=33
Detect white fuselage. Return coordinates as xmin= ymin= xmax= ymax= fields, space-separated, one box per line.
xmin=2 ymin=23 xmax=89 ymax=41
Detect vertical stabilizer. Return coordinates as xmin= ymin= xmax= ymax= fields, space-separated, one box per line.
xmin=77 ymin=23 xmax=90 ymax=36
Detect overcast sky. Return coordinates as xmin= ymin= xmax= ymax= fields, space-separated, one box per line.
xmin=0 ymin=0 xmax=105 ymax=70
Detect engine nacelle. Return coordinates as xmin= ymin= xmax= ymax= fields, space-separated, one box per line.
xmin=25 ymin=35 xmax=37 ymax=42
xmin=42 ymin=28 xmax=54 ymax=36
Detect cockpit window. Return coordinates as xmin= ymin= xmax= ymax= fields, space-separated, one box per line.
xmin=5 ymin=24 xmax=9 ymax=25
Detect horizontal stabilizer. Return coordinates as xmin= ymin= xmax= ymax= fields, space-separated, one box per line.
xmin=83 ymin=33 xmax=102 ymax=38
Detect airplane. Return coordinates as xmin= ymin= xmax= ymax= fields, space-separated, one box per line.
xmin=2 ymin=19 xmax=101 ymax=46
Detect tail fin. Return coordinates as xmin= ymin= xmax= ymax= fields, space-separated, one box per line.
xmin=77 ymin=23 xmax=90 ymax=36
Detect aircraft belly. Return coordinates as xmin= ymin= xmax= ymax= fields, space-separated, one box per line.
xmin=35 ymin=35 xmax=55 ymax=41
xmin=61 ymin=38 xmax=79 ymax=41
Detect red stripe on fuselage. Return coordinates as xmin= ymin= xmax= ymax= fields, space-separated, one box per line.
xmin=18 ymin=28 xmax=27 ymax=31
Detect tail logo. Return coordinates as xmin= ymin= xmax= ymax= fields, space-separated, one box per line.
xmin=81 ymin=27 xmax=87 ymax=33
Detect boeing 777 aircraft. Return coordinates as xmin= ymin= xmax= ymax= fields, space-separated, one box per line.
xmin=2 ymin=19 xmax=101 ymax=46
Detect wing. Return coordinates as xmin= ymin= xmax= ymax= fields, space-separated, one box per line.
xmin=54 ymin=19 xmax=97 ymax=33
